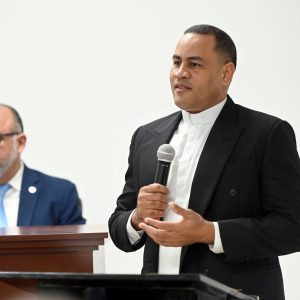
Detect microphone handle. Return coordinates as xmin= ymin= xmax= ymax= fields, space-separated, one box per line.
xmin=154 ymin=161 xmax=171 ymax=186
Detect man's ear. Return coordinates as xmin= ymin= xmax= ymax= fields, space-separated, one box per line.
xmin=222 ymin=62 xmax=235 ymax=85
xmin=17 ymin=133 xmax=27 ymax=154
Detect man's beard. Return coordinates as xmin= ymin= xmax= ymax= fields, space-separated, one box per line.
xmin=0 ymin=142 xmax=19 ymax=178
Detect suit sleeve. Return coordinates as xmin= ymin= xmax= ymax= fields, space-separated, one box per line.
xmin=219 ymin=121 xmax=300 ymax=261
xmin=108 ymin=127 xmax=146 ymax=252
xmin=59 ymin=182 xmax=86 ymax=225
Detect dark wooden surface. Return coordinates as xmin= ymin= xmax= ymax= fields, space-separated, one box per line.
xmin=0 ymin=225 xmax=108 ymax=299
xmin=0 ymin=224 xmax=108 ymax=272
xmin=0 ymin=272 xmax=258 ymax=300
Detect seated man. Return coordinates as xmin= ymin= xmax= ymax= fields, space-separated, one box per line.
xmin=0 ymin=104 xmax=86 ymax=226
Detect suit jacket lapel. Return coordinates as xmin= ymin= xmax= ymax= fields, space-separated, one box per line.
xmin=17 ymin=165 xmax=40 ymax=226
xmin=139 ymin=112 xmax=182 ymax=187
xmin=189 ymin=98 xmax=244 ymax=214
xmin=180 ymin=97 xmax=245 ymax=266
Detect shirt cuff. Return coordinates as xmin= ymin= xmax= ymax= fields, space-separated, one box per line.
xmin=126 ymin=209 xmax=144 ymax=245
xmin=209 ymin=222 xmax=224 ymax=254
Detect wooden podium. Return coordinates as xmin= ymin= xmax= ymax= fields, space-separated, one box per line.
xmin=0 ymin=224 xmax=108 ymax=299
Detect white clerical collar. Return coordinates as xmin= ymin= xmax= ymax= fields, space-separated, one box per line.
xmin=8 ymin=162 xmax=24 ymax=192
xmin=182 ymin=97 xmax=227 ymax=126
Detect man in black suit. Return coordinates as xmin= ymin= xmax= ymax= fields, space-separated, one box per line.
xmin=109 ymin=24 xmax=300 ymax=300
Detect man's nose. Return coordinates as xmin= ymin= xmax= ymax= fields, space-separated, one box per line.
xmin=175 ymin=64 xmax=190 ymax=79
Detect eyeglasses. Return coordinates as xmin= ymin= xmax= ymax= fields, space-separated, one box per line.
xmin=0 ymin=132 xmax=21 ymax=144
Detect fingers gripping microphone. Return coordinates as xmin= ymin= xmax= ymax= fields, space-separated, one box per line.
xmin=154 ymin=144 xmax=176 ymax=185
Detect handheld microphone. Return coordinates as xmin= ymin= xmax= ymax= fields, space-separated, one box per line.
xmin=154 ymin=144 xmax=175 ymax=185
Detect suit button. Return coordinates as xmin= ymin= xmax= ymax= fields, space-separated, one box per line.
xmin=229 ymin=188 xmax=236 ymax=197
xmin=240 ymin=257 xmax=252 ymax=262
xmin=203 ymin=269 xmax=210 ymax=276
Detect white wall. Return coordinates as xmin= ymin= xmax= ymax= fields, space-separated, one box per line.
xmin=0 ymin=0 xmax=299 ymax=298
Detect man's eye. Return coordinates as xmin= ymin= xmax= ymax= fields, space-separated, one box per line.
xmin=191 ymin=63 xmax=201 ymax=67
xmin=173 ymin=61 xmax=181 ymax=66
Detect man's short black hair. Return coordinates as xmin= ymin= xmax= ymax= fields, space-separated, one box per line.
xmin=0 ymin=104 xmax=24 ymax=132
xmin=184 ymin=24 xmax=237 ymax=67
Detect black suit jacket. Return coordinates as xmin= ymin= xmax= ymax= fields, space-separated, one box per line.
xmin=109 ymin=97 xmax=300 ymax=300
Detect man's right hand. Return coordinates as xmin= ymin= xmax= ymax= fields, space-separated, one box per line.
xmin=131 ymin=183 xmax=169 ymax=230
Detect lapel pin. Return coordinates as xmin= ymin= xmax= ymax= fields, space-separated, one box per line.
xmin=28 ymin=186 xmax=37 ymax=194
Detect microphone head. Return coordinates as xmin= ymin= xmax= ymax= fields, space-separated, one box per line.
xmin=157 ymin=144 xmax=175 ymax=163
